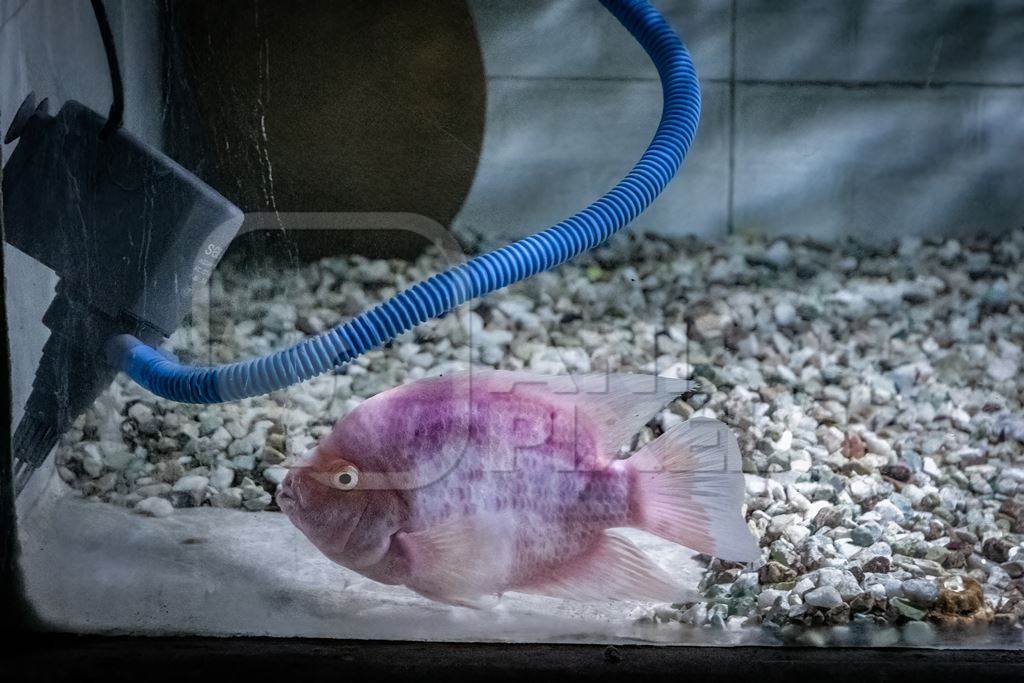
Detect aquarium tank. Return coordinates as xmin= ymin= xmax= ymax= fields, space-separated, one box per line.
xmin=2 ymin=0 xmax=1023 ymax=663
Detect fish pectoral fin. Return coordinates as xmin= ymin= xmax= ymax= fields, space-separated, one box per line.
xmin=513 ymin=531 xmax=696 ymax=604
xmin=395 ymin=515 xmax=512 ymax=605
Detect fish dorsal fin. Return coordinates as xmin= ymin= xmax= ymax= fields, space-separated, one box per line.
xmin=513 ymin=531 xmax=696 ymax=603
xmin=395 ymin=514 xmax=514 ymax=606
xmin=458 ymin=369 xmax=695 ymax=464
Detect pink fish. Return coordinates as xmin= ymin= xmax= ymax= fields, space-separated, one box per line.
xmin=277 ymin=370 xmax=758 ymax=606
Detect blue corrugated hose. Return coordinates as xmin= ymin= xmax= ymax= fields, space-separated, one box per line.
xmin=109 ymin=0 xmax=701 ymax=403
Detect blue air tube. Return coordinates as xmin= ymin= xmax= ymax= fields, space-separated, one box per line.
xmin=109 ymin=0 xmax=701 ymax=403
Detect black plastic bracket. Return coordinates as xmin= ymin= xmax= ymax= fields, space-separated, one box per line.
xmin=2 ymin=95 xmax=242 ymax=493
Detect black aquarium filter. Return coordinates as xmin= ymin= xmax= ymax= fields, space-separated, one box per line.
xmin=2 ymin=95 xmax=242 ymax=493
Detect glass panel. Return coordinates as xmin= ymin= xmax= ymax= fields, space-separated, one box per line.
xmin=3 ymin=0 xmax=1022 ymax=649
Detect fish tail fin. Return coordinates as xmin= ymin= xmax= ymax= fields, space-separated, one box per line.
xmin=628 ymin=417 xmax=760 ymax=563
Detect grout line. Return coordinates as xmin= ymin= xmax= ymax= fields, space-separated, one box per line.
xmin=487 ymin=75 xmax=1024 ymax=90
xmin=728 ymin=77 xmax=1024 ymax=90
xmin=726 ymin=0 xmax=738 ymax=235
xmin=488 ymin=75 xmax=662 ymax=83
xmin=0 ymin=0 xmax=32 ymax=34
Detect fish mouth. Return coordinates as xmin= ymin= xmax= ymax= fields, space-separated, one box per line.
xmin=275 ymin=486 xmax=295 ymax=513
xmin=276 ymin=472 xmax=369 ymax=559
xmin=276 ymin=475 xmax=301 ymax=515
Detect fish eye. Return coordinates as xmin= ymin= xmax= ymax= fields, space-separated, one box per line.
xmin=332 ymin=466 xmax=359 ymax=491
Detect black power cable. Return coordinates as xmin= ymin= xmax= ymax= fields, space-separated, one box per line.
xmin=90 ymin=0 xmax=124 ymax=139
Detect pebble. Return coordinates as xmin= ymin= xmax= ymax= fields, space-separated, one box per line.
xmin=211 ymin=488 xmax=244 ymax=509
xmin=199 ymin=415 xmax=224 ymax=435
xmin=804 ymin=586 xmax=844 ymax=609
xmin=210 ymin=465 xmax=235 ymax=491
xmin=848 ymin=477 xmax=876 ymax=502
xmin=128 ymin=402 xmax=159 ymax=434
xmin=870 ymin=628 xmax=901 ymax=647
xmin=982 ymin=537 xmax=1012 ymax=563
xmin=231 ymin=455 xmax=257 ymax=471
xmin=783 ymin=525 xmax=810 ymax=546
xmin=935 ymin=576 xmax=985 ymax=615
xmin=988 ymin=357 xmax=1019 ymax=382
xmin=101 ymin=446 xmax=134 ymax=471
xmin=862 ymin=556 xmax=891 ymax=573
xmin=680 ymin=603 xmax=707 ymax=626
xmin=902 ymin=621 xmax=936 ymax=646
xmin=794 ymin=577 xmax=815 ymax=596
xmin=210 ymin=427 xmax=232 ymax=451
xmin=773 ymin=302 xmax=797 ymax=327
xmin=873 ymin=500 xmax=905 ymax=524
xmin=135 ymin=496 xmax=173 ymax=518
xmin=243 ymin=492 xmax=273 ymax=512
xmin=891 ymin=598 xmax=927 ymax=621
xmin=263 ymin=466 xmax=288 ymax=486
xmin=81 ymin=446 xmax=104 ymax=478
xmin=901 ymin=579 xmax=939 ymax=608
xmin=261 ymin=446 xmax=287 ymax=465
xmin=172 ymin=475 xmax=209 ymax=505
xmin=851 ymin=522 xmax=883 ymax=547
xmin=764 ymin=240 xmax=793 ymax=269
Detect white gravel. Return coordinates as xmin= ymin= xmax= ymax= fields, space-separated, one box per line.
xmin=53 ymin=228 xmax=1024 ymax=642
